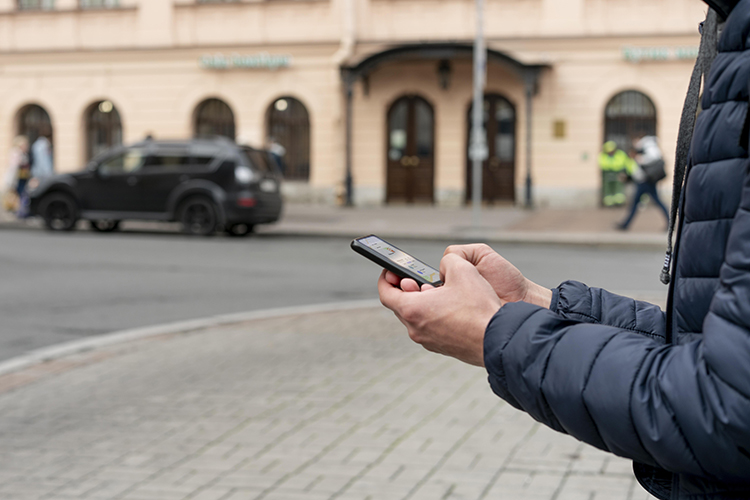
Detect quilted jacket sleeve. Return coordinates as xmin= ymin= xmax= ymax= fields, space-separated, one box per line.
xmin=485 ymin=272 xmax=750 ymax=481
xmin=551 ymin=281 xmax=666 ymax=342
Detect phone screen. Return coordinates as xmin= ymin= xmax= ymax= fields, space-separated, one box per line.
xmin=356 ymin=236 xmax=442 ymax=284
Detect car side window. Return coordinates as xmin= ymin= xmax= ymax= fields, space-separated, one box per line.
xmin=192 ymin=156 xmax=215 ymax=167
xmin=143 ymin=151 xmax=189 ymax=171
xmin=99 ymin=150 xmax=145 ymax=176
xmin=143 ymin=153 xmax=188 ymax=168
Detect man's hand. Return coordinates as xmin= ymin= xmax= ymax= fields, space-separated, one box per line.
xmin=443 ymin=244 xmax=552 ymax=308
xmin=378 ymin=253 xmax=502 ymax=367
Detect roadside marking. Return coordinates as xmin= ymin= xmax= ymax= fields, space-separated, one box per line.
xmin=0 ymin=300 xmax=382 ymax=378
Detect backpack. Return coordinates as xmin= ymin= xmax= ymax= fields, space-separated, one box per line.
xmin=641 ymin=158 xmax=666 ymax=184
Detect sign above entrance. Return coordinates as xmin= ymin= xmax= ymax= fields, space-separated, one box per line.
xmin=622 ymin=46 xmax=699 ymax=63
xmin=199 ymin=52 xmax=292 ymax=70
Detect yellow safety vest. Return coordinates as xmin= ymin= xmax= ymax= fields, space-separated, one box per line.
xmin=598 ymin=150 xmax=630 ymax=172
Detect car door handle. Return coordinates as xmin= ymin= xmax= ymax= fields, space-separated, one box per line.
xmin=127 ymin=176 xmax=138 ymax=186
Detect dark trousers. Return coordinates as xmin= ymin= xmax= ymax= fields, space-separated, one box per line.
xmin=15 ymin=178 xmax=27 ymax=196
xmin=621 ymin=182 xmax=670 ymax=229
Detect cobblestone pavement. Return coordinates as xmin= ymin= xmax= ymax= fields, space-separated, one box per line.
xmin=0 ymin=308 xmax=656 ymax=500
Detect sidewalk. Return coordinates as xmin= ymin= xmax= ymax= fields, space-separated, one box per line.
xmin=0 ymin=202 xmax=671 ymax=248
xmin=0 ymin=305 xmax=656 ymax=500
xmin=259 ymin=203 xmax=670 ymax=248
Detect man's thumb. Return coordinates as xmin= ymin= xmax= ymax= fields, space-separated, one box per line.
xmin=440 ymin=252 xmax=476 ymax=284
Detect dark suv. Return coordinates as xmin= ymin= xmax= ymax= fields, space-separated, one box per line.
xmin=28 ymin=137 xmax=283 ymax=236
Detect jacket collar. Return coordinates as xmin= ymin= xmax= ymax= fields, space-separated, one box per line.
xmin=704 ymin=0 xmax=738 ymax=20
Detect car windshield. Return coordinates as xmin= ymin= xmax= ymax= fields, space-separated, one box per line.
xmin=99 ymin=149 xmax=145 ymax=175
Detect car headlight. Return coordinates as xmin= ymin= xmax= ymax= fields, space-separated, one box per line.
xmin=234 ymin=166 xmax=256 ymax=184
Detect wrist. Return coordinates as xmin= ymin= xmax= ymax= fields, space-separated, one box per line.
xmin=522 ymin=281 xmax=553 ymax=309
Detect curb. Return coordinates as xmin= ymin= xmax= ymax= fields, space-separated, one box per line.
xmin=0 ymin=299 xmax=382 ymax=378
xmin=258 ymin=228 xmax=669 ymax=250
xmin=0 ymin=219 xmax=669 ymax=250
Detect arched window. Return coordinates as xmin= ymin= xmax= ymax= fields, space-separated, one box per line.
xmin=604 ymin=90 xmax=657 ymax=150
xmin=17 ymin=104 xmax=53 ymax=147
xmin=266 ymin=97 xmax=310 ymax=181
xmin=194 ymin=98 xmax=235 ymax=140
xmin=18 ymin=0 xmax=54 ymax=10
xmin=86 ymin=100 xmax=123 ymax=161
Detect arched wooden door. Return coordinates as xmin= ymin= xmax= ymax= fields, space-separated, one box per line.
xmin=386 ymin=95 xmax=435 ymax=204
xmin=465 ymin=94 xmax=516 ymax=203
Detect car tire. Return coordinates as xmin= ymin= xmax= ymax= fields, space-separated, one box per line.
xmin=40 ymin=193 xmax=79 ymax=231
xmin=89 ymin=220 xmax=121 ymax=233
xmin=225 ymin=223 xmax=254 ymax=237
xmin=179 ymin=196 xmax=218 ymax=236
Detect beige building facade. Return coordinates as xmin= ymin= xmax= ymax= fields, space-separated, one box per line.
xmin=0 ymin=0 xmax=706 ymax=207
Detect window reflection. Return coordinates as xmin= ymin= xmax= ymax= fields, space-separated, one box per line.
xmin=388 ymin=100 xmax=408 ymax=161
xmin=99 ymin=150 xmax=144 ymax=175
xmin=87 ymin=101 xmax=122 ymax=161
xmin=604 ymin=90 xmax=657 ymax=151
xmin=194 ymin=98 xmax=236 ymax=141
xmin=266 ymin=97 xmax=310 ymax=181
xmin=415 ymin=100 xmax=433 ymax=158
xmin=17 ymin=0 xmax=54 ymax=10
xmin=495 ymin=100 xmax=515 ymax=162
xmin=79 ymin=0 xmax=119 ymax=8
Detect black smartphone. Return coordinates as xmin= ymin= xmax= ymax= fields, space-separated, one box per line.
xmin=351 ymin=235 xmax=444 ymax=287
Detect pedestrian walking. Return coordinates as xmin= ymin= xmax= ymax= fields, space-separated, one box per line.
xmin=378 ymin=1 xmax=750 ymax=498
xmin=30 ymin=126 xmax=54 ymax=180
xmin=598 ymin=141 xmax=629 ymax=206
xmin=266 ymin=137 xmax=287 ymax=176
xmin=3 ymin=136 xmax=30 ymax=214
xmin=616 ymin=135 xmax=669 ymax=230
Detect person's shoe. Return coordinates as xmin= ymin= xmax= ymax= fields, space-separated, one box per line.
xmin=614 ymin=223 xmax=628 ymax=231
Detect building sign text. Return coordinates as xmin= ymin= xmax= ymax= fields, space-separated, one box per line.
xmin=200 ymin=52 xmax=292 ymax=70
xmin=622 ymin=46 xmax=699 ymax=63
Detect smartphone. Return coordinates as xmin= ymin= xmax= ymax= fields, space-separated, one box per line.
xmin=351 ymin=235 xmax=444 ymax=287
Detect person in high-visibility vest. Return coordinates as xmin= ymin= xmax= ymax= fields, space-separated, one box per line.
xmin=598 ymin=141 xmax=629 ymax=206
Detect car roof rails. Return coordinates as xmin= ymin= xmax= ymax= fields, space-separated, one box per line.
xmin=192 ymin=135 xmax=235 ymax=145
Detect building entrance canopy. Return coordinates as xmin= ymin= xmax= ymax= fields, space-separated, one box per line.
xmin=342 ymin=43 xmax=546 ymax=84
xmin=340 ymin=43 xmax=548 ymax=206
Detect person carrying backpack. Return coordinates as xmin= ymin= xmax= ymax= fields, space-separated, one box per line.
xmin=615 ymin=135 xmax=670 ymax=231
xmin=378 ymin=0 xmax=750 ymax=497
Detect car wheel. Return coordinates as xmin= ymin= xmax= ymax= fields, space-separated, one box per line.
xmin=225 ymin=223 xmax=254 ymax=237
xmin=179 ymin=197 xmax=217 ymax=236
xmin=40 ymin=193 xmax=78 ymax=231
xmin=89 ymin=220 xmax=121 ymax=233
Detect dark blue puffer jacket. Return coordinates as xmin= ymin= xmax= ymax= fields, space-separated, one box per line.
xmin=484 ymin=3 xmax=750 ymax=498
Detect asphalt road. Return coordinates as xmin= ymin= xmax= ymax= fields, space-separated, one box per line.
xmin=0 ymin=227 xmax=669 ymax=362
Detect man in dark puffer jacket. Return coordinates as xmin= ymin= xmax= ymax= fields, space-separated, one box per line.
xmin=378 ymin=0 xmax=750 ymax=497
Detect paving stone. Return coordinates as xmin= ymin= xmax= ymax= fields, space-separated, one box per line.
xmin=0 ymin=309 xmax=656 ymax=500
